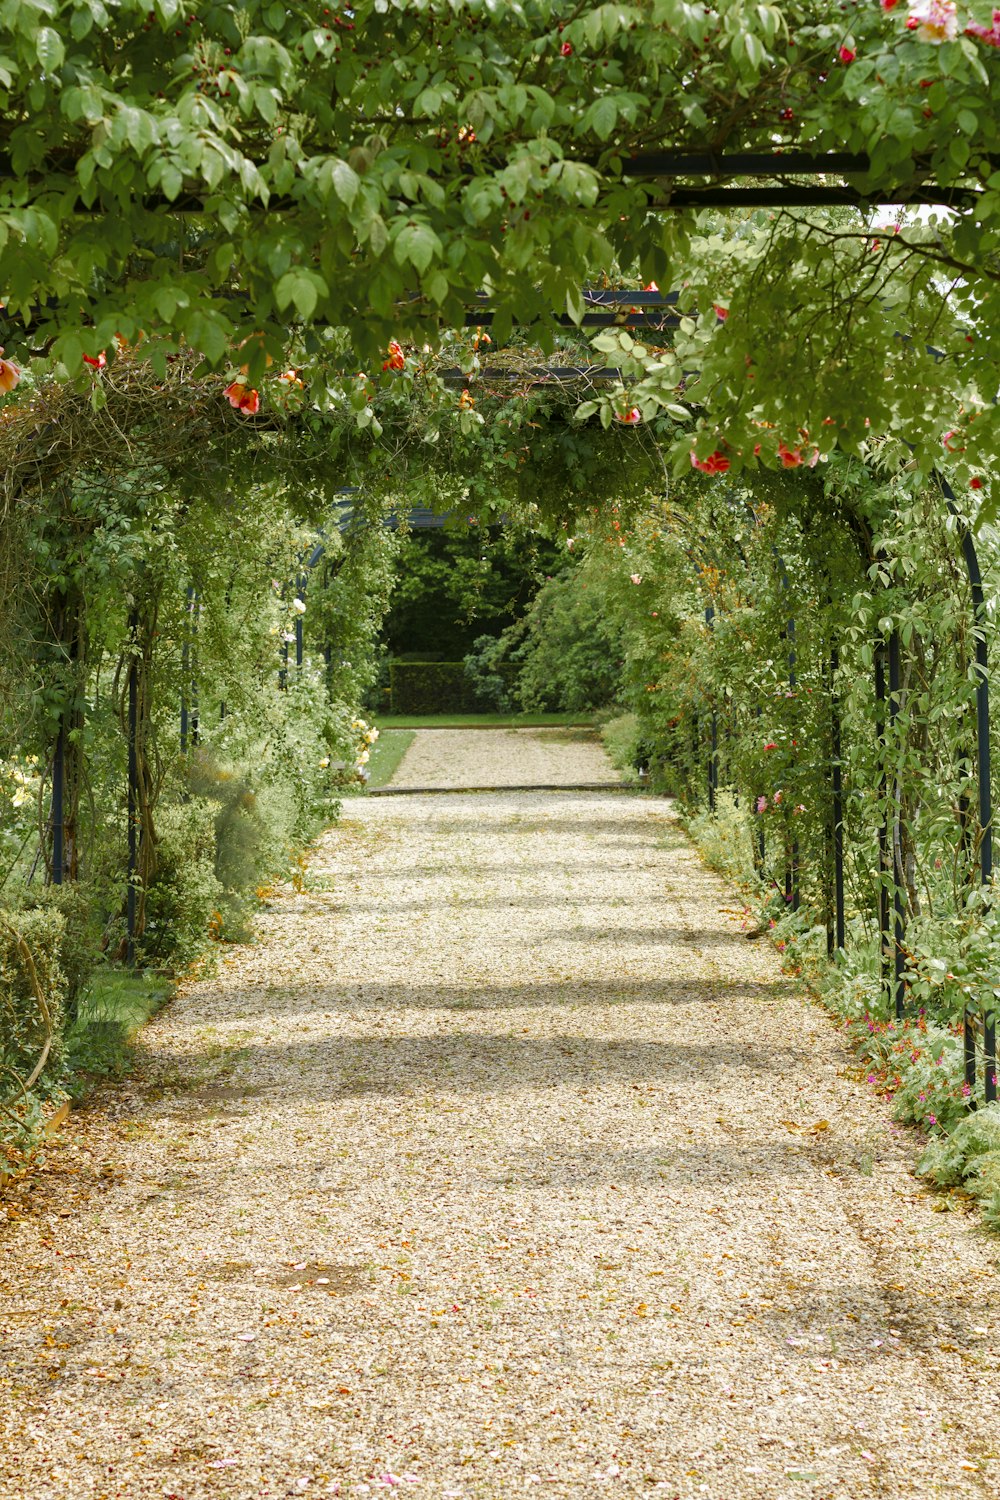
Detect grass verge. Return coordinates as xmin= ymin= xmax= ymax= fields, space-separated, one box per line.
xmin=682 ymin=794 xmax=1000 ymax=1230
xmin=375 ymin=712 xmax=597 ymax=729
xmin=365 ymin=728 xmax=416 ymax=788
xmin=63 ymin=969 xmax=173 ymax=1099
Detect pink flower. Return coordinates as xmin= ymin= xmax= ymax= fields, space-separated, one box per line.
xmin=927 ymin=1113 xmax=937 ymax=1125
xmin=224 ymin=380 xmax=260 ymax=415
xmin=838 ymin=44 xmax=856 ymax=62
xmin=756 ymin=796 xmax=768 ymax=813
xmin=629 ymin=573 xmax=642 ymax=584
xmin=906 ymin=0 xmax=958 ymax=42
xmin=619 ymin=406 xmax=642 ymax=425
xmin=0 ymin=349 xmax=20 ymax=393
xmin=690 ymin=448 xmax=730 ymax=474
xmin=966 ymin=10 xmax=1000 ymax=45
xmin=773 ymin=790 xmax=782 ymax=805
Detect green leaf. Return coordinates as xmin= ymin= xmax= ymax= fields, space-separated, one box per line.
xmin=160 ymin=162 xmax=184 ymax=201
xmin=394 ymin=221 xmax=441 ymax=274
xmin=36 ymin=28 xmax=65 ymax=72
xmin=368 ymin=213 xmax=388 ymax=257
xmin=565 ymin=285 xmax=586 ymax=325
xmin=330 ymin=158 xmax=360 ymax=208
xmin=275 ymin=268 xmax=327 ymax=319
xmin=587 ymin=95 xmax=618 ymax=141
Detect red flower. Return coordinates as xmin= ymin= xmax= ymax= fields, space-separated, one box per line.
xmin=618 ymin=406 xmax=642 ymax=425
xmin=882 ymin=0 xmax=900 ymax=7
xmin=838 ymin=44 xmax=856 ymax=62
xmin=382 ymin=340 xmax=405 ymax=372
xmin=690 ymin=449 xmax=730 ymax=474
xmin=763 ymin=741 xmax=778 ymax=751
xmin=224 ymin=380 xmax=260 ymax=415
xmin=83 ymin=351 xmax=107 ymax=370
xmin=971 ymin=476 xmax=984 ymax=490
xmin=0 ymin=349 xmax=20 ymax=393
xmin=713 ymin=303 xmax=729 ymax=320
xmin=965 ymin=11 xmax=1000 ymax=45
xmin=777 ymin=441 xmax=803 ymax=468
xmin=560 ymin=40 xmax=573 ymax=55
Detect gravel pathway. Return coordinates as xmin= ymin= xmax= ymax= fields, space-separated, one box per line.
xmin=385 ymin=727 xmax=621 ymax=789
xmin=2 ymin=749 xmax=999 ymax=1498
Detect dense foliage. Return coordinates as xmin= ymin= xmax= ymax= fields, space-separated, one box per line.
xmin=0 ymin=2 xmax=998 ymax=485
xmin=3 ymin=0 xmax=1000 ymax=1221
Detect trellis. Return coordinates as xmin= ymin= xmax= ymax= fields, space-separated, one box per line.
xmin=29 ymin=150 xmax=997 ymax=1113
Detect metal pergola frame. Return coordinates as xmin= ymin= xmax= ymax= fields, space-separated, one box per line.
xmin=39 ymin=144 xmax=993 ymax=1103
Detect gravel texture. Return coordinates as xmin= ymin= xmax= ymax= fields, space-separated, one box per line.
xmin=385 ymin=727 xmax=621 ymax=789
xmin=2 ymin=738 xmax=999 ymax=1499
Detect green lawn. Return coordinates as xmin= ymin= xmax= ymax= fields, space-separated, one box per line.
xmin=365 ymin=727 xmax=416 ymax=787
xmin=373 ymin=712 xmax=597 ymax=729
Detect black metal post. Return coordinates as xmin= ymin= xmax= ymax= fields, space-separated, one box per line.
xmin=705 ymin=602 xmax=717 ymax=811
xmin=126 ymin=615 xmax=139 ymax=968
xmin=875 ymin=640 xmax=891 ymax=1003
xmin=295 ymin=574 xmax=306 ymax=670
xmin=786 ymin=614 xmax=799 ymax=911
xmin=887 ymin=626 xmax=906 ymax=1020
xmin=190 ymin=590 xmax=200 ymax=746
xmin=939 ymin=474 xmax=994 ymax=1104
xmin=51 ymin=721 xmax=65 ymax=886
xmin=831 ymin=642 xmax=846 ymax=954
xmin=180 ymin=585 xmax=192 ymax=754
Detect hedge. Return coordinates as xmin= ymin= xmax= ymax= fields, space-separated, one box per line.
xmin=389 ymin=661 xmax=480 ymax=714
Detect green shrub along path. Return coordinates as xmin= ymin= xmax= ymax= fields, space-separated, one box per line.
xmin=1 ymin=734 xmax=997 ymax=1498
